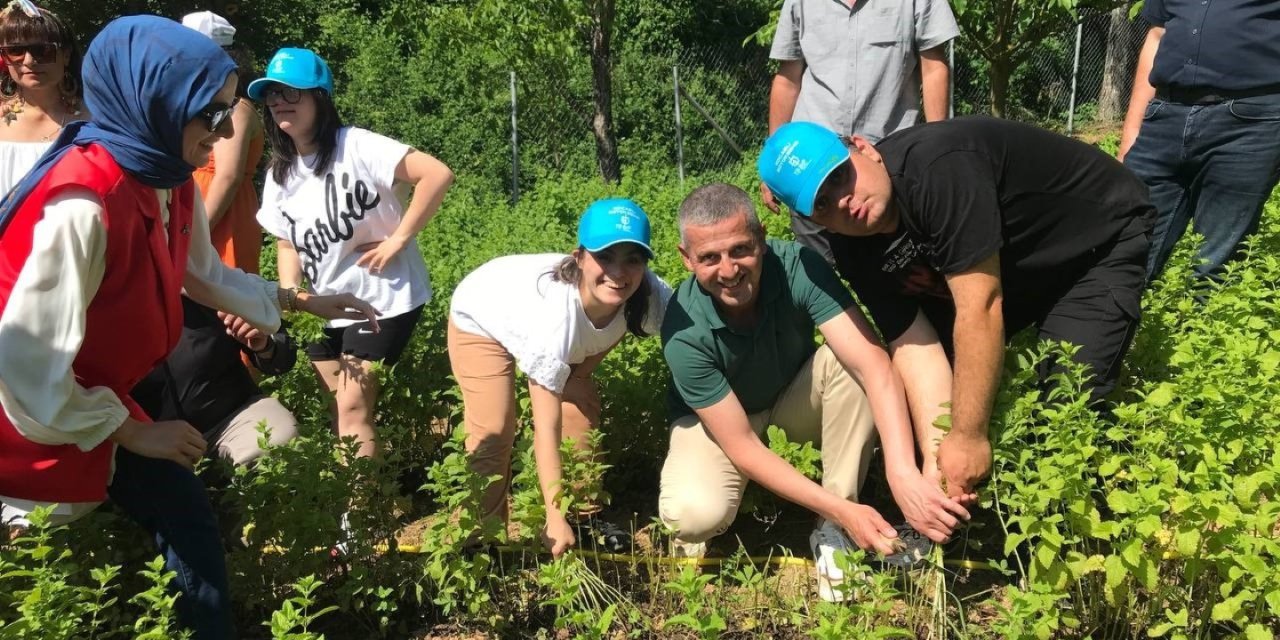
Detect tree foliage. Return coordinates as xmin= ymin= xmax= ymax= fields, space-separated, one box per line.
xmin=953 ymin=0 xmax=1126 ymax=117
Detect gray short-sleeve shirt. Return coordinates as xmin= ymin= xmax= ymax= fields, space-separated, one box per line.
xmin=770 ymin=0 xmax=960 ymax=141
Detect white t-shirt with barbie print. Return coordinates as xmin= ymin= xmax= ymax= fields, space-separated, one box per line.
xmin=450 ymin=253 xmax=673 ymax=395
xmin=257 ymin=126 xmax=431 ymax=328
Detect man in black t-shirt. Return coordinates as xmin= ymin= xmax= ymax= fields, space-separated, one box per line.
xmin=758 ymin=117 xmax=1155 ymax=499
xmin=131 ymin=297 xmax=299 ymax=468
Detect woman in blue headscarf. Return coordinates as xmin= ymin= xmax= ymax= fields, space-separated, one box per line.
xmin=0 ymin=16 xmax=375 ymax=638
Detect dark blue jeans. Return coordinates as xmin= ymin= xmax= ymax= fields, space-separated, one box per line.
xmin=1124 ymin=92 xmax=1280 ymax=283
xmin=108 ymin=448 xmax=234 ymax=639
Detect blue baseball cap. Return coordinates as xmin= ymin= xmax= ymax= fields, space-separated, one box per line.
xmin=247 ymin=48 xmax=334 ymax=101
xmin=757 ymin=121 xmax=850 ymax=216
xmin=577 ymin=198 xmax=653 ymax=258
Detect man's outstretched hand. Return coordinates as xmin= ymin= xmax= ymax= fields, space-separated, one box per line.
xmin=936 ymin=431 xmax=992 ymax=499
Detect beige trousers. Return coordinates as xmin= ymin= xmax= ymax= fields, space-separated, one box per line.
xmin=447 ymin=319 xmax=601 ymax=522
xmin=210 ymin=395 xmax=299 ymax=466
xmin=658 ymin=345 xmax=878 ymax=543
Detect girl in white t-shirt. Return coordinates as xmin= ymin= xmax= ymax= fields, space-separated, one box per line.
xmin=448 ymin=198 xmax=672 ymax=557
xmin=251 ymin=48 xmax=454 ymax=459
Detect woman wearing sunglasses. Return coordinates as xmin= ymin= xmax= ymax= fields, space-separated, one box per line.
xmin=181 ymin=11 xmax=266 ymax=274
xmin=0 ymin=17 xmax=377 ymax=638
xmin=0 ymin=2 xmax=88 ymax=535
xmin=0 ymin=2 xmax=85 ymax=198
xmin=252 ymin=48 xmax=454 ymax=462
xmin=449 ymin=198 xmax=671 ymax=557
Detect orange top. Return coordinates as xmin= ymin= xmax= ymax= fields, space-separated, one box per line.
xmin=194 ymin=129 xmax=266 ymax=274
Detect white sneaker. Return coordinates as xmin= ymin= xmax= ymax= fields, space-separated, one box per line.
xmin=671 ymin=539 xmax=707 ymax=559
xmin=810 ymin=519 xmax=857 ymax=602
xmin=333 ymin=512 xmax=352 ymax=557
xmin=882 ymin=522 xmax=932 ymax=569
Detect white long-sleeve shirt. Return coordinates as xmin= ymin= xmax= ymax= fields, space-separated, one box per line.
xmin=0 ymin=188 xmax=280 ymax=452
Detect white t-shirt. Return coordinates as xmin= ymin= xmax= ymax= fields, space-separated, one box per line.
xmin=450 ymin=253 xmax=672 ymax=394
xmin=257 ymin=126 xmax=431 ymax=327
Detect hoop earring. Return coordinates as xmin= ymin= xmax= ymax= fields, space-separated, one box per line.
xmin=59 ymin=72 xmax=81 ymax=115
xmin=0 ymin=75 xmax=16 ymax=99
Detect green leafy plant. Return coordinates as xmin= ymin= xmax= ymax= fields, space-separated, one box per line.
xmin=129 ymin=556 xmax=191 ymax=640
xmin=416 ymin=426 xmax=503 ymax=622
xmin=662 ymin=566 xmax=728 ymax=639
xmin=268 ymin=575 xmax=340 ymax=640
xmin=0 ymin=506 xmax=123 ymax=640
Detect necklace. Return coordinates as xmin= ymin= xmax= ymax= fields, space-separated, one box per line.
xmin=39 ymin=110 xmax=67 ymax=141
xmin=1 ymin=100 xmax=71 ymax=140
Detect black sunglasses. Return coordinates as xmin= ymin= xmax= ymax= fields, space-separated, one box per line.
xmin=260 ymin=85 xmax=303 ymax=105
xmin=0 ymin=42 xmax=58 ymax=64
xmin=198 ymin=97 xmax=240 ymax=133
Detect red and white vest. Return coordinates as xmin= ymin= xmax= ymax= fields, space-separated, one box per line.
xmin=0 ymin=144 xmax=192 ymax=502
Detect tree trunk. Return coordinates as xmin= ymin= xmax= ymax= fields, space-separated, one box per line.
xmin=588 ymin=0 xmax=621 ymax=184
xmin=988 ymin=55 xmax=1012 ymax=119
xmin=1097 ymin=4 xmax=1140 ymax=122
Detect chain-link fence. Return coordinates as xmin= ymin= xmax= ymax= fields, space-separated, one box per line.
xmin=500 ymin=9 xmax=1151 ymax=202
xmin=952 ymin=8 xmax=1150 ymax=133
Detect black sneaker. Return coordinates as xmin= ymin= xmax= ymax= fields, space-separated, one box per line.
xmin=571 ymin=516 xmax=632 ymax=553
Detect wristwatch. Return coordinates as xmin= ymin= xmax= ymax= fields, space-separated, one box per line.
xmin=252 ymin=335 xmax=276 ymax=356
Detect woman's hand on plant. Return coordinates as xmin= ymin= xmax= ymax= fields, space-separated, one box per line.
xmin=542 ymin=511 xmax=577 ymax=559
xmin=887 ymin=469 xmax=971 ymax=543
xmin=110 ymin=418 xmax=207 ymax=469
xmin=832 ymin=501 xmax=899 ymax=556
xmin=355 ymin=236 xmax=409 ymax=275
xmin=923 ymin=459 xmax=978 ymax=509
xmin=296 ymin=291 xmax=380 ymax=330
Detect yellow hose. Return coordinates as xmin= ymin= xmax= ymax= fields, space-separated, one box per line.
xmin=264 ymin=542 xmax=999 ymax=571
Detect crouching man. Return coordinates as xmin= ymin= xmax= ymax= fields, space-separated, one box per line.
xmin=658 ymin=183 xmax=972 ymax=601
xmin=758 ymin=117 xmax=1155 ymax=501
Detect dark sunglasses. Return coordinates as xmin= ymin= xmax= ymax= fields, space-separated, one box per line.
xmin=811 ymin=160 xmax=856 ymax=216
xmin=0 ymin=42 xmax=59 ymax=64
xmin=260 ymin=85 xmax=303 ymax=105
xmin=198 ymin=97 xmax=240 ymax=133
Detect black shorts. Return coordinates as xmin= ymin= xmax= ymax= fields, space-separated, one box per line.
xmin=305 ymin=304 xmax=424 ymax=365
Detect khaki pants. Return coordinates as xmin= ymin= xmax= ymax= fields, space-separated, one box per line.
xmin=447 ymin=319 xmax=601 ymax=522
xmin=658 ymin=345 xmax=877 ymax=543
xmin=209 ymin=395 xmax=298 ymax=466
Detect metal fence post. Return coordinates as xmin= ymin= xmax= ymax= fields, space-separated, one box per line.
xmin=1067 ymin=22 xmax=1083 ymax=135
xmin=948 ymin=40 xmax=955 ymax=119
xmin=509 ymin=71 xmax=520 ymax=204
xmin=673 ymin=65 xmax=685 ymax=187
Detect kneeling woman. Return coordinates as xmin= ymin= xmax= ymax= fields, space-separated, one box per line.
xmin=449 ymin=199 xmax=672 ymax=557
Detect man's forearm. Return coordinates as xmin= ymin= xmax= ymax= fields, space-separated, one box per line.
xmin=949 ymin=307 xmax=1003 ymax=439
xmin=1118 ymin=27 xmax=1164 ymax=160
xmin=919 ymin=49 xmax=951 ymax=122
xmin=768 ymin=61 xmax=804 ymax=133
xmin=727 ymin=438 xmax=848 ymax=521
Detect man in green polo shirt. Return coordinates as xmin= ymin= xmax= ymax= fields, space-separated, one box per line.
xmin=659 ymin=183 xmax=972 ymax=602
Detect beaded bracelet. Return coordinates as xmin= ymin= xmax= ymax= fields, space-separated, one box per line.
xmin=276 ymin=286 xmax=304 ymax=313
